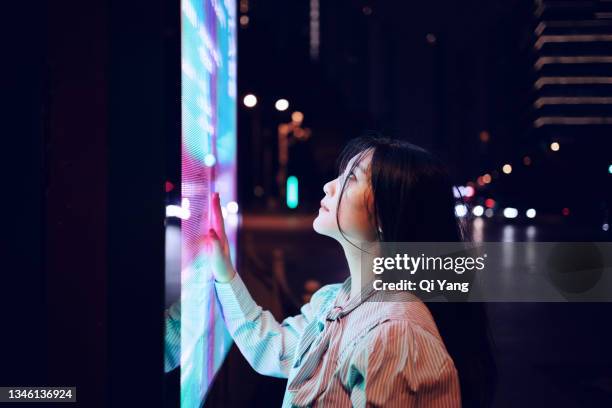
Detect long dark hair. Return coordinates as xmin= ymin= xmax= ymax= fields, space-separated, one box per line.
xmin=335 ymin=134 xmax=497 ymax=407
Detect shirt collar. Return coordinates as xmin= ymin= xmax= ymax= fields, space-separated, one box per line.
xmin=326 ymin=275 xmax=380 ymax=321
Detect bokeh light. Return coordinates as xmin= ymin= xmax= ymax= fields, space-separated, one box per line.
xmin=275 ymin=98 xmax=289 ymax=111
xmin=291 ymin=111 xmax=304 ymax=123
xmin=503 ymin=207 xmax=518 ymax=218
xmin=243 ymin=94 xmax=257 ymax=107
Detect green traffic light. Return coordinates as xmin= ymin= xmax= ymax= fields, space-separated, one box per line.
xmin=287 ymin=176 xmax=299 ymax=209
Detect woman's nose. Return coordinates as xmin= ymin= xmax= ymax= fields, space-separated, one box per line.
xmin=323 ymin=179 xmax=334 ymax=196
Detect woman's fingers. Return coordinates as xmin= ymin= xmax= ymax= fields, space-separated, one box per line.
xmin=206 ymin=227 xmax=235 ymax=282
xmin=208 ymin=228 xmax=222 ymax=256
xmin=201 ymin=195 xmax=236 ymax=283
xmin=211 ymin=191 xmax=228 ymax=244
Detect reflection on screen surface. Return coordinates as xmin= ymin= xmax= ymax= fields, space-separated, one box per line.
xmin=180 ymin=0 xmax=237 ymax=406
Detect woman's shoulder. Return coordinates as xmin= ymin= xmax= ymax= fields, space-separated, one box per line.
xmin=378 ymin=317 xmax=447 ymax=351
xmin=348 ymin=299 xmax=453 ymax=362
xmin=379 ymin=298 xmax=443 ymax=340
xmin=355 ymin=318 xmax=456 ymax=376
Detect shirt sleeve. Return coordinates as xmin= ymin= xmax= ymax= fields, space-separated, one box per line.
xmin=164 ymin=300 xmax=181 ymax=373
xmin=214 ymin=273 xmax=336 ymax=379
xmin=344 ymin=320 xmax=461 ymax=408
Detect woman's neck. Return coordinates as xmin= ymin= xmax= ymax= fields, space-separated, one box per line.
xmin=340 ymin=241 xmax=374 ymax=301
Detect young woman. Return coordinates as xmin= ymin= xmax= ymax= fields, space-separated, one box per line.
xmin=206 ymin=135 xmax=495 ymax=407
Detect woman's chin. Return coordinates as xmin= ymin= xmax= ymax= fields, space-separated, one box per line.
xmin=312 ymin=215 xmax=322 ymax=233
xmin=312 ymin=214 xmax=331 ymax=236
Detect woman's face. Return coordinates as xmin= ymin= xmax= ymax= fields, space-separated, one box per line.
xmin=313 ymin=149 xmax=378 ymax=243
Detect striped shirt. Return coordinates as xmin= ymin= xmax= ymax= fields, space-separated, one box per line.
xmin=214 ymin=273 xmax=461 ymax=407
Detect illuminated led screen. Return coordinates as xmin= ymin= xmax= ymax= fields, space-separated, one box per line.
xmin=180 ymin=0 xmax=237 ymax=406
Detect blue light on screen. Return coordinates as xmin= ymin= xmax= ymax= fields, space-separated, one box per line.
xmin=179 ymin=0 xmax=237 ymax=406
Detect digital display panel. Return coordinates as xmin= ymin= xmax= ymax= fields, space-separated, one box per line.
xmin=178 ymin=0 xmax=237 ymax=406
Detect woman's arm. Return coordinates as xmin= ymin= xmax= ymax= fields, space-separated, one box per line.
xmin=205 ymin=192 xmax=335 ymax=377
xmin=164 ymin=273 xmax=336 ymax=377
xmin=214 ymin=272 xmax=334 ymax=378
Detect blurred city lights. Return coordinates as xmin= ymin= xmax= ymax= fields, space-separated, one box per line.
xmin=453 ymin=186 xmax=461 ymax=199
xmin=479 ymin=130 xmax=490 ymax=143
xmin=240 ymin=0 xmax=249 ymax=13
xmin=562 ymin=207 xmax=570 ymax=216
xmin=278 ymin=123 xmax=290 ymax=135
xmin=485 ymin=208 xmax=494 ymax=218
xmin=226 ymin=212 xmax=239 ymax=228
xmin=608 ymin=164 xmax=612 ymax=174
xmin=454 ymin=185 xmax=475 ymax=198
xmin=502 ymin=164 xmax=512 ymax=174
xmin=502 ymin=225 xmax=515 ymax=242
xmin=485 ymin=198 xmax=496 ymax=208
xmin=294 ymin=127 xmax=311 ymax=140
xmin=464 ymin=185 xmax=475 ymax=197
xmin=550 ymin=142 xmax=560 ymax=151
xmin=275 ymin=98 xmax=289 ymax=111
xmin=472 ymin=205 xmax=484 ymax=217
xmin=604 ymin=223 xmax=610 ymax=232
xmin=310 ymin=0 xmax=320 ymax=59
xmin=239 ymin=15 xmax=249 ymax=27
xmin=166 ymin=205 xmax=191 ymax=220
xmin=483 ymin=174 xmax=492 ymax=184
xmin=473 ymin=218 xmax=484 ymax=242
xmin=243 ymin=94 xmax=257 ymax=107
xmin=204 ymin=153 xmax=216 ymax=167
xmin=503 ymin=207 xmax=518 ymax=218
xmin=526 ymin=208 xmax=536 ymax=218
xmin=227 ymin=201 xmax=239 ymax=214
xmin=526 ymin=225 xmax=536 ymax=240
xmin=291 ymin=111 xmax=304 ymax=123
xmin=454 ymin=204 xmax=468 ymax=217
xmin=523 ymin=156 xmax=532 ymax=166
xmin=167 ymin=197 xmax=191 ymax=220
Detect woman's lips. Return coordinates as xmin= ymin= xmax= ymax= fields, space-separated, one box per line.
xmin=320 ymin=201 xmax=329 ymax=211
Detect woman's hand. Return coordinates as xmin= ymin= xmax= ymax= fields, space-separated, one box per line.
xmin=205 ymin=192 xmax=236 ymax=283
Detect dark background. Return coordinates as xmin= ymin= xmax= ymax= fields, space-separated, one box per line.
xmin=231 ymin=0 xmax=612 ymax=224
xmin=2 ymin=0 xmax=612 ymax=407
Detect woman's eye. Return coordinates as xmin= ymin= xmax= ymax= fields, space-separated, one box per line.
xmin=338 ymin=170 xmax=355 ymax=186
xmin=346 ymin=172 xmax=356 ymax=181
